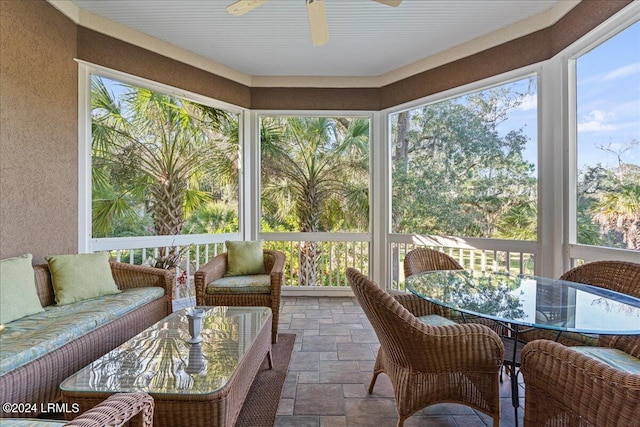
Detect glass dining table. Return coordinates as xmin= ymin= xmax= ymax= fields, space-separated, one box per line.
xmin=405 ymin=270 xmax=640 ymax=426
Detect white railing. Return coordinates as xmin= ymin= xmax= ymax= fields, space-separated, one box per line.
xmin=389 ymin=234 xmax=537 ymax=291
xmin=91 ymin=232 xmax=537 ymax=297
xmin=261 ymin=232 xmax=371 ymax=288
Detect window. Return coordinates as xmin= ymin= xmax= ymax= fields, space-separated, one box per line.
xmin=259 ymin=115 xmax=371 ymax=286
xmin=575 ymin=22 xmax=640 ymax=251
xmin=259 ymin=116 xmax=370 ymax=233
xmin=390 ymin=77 xmax=538 ymax=240
xmin=90 ymin=75 xmax=240 ymax=239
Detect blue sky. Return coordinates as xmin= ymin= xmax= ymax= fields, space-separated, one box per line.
xmin=577 ymin=21 xmax=639 ymax=170
xmin=497 ymin=21 xmax=639 ymax=173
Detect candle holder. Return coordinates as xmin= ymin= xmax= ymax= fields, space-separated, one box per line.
xmin=185 ymin=307 xmax=204 ymax=344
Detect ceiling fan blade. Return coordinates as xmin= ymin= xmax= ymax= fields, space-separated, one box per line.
xmin=306 ymin=0 xmax=329 ymax=47
xmin=372 ymin=0 xmax=403 ymax=6
xmin=226 ymin=0 xmax=268 ymax=16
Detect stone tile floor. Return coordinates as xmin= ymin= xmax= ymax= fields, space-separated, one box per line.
xmin=275 ymin=296 xmax=525 ymax=427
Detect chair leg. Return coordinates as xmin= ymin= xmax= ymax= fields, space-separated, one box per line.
xmin=266 ymin=350 xmax=273 ymax=370
xmin=368 ymin=371 xmax=380 ymax=394
xmin=271 ymin=306 xmax=279 ymax=344
xmin=396 ymin=416 xmax=405 ymax=427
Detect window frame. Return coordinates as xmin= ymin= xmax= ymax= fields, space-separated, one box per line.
xmin=77 ymin=61 xmax=247 ymax=253
xmin=563 ymin=4 xmax=640 ymax=265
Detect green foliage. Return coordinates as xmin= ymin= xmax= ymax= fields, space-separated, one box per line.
xmin=260 ymin=116 xmax=370 ymax=233
xmin=391 ymin=80 xmax=537 ymax=239
xmin=90 ymin=76 xmax=239 ymax=237
xmin=184 ymin=202 xmax=238 ymax=234
xmin=578 ymin=142 xmax=640 ymax=250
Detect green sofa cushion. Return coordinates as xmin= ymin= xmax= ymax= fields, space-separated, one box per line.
xmin=207 ymin=275 xmax=271 ymax=294
xmin=225 ymin=240 xmax=266 ymax=276
xmin=45 ymin=252 xmax=121 ymax=305
xmin=0 ymin=287 xmax=164 ymax=376
xmin=0 ymin=254 xmax=44 ymax=324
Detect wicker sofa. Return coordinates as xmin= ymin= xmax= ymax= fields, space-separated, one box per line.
xmin=0 ymin=261 xmax=173 ymax=418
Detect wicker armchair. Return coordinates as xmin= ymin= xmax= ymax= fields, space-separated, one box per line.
xmin=404 ymin=247 xmax=505 ymax=334
xmin=194 ymin=249 xmax=285 ymax=343
xmin=2 ymin=393 xmax=155 ymax=426
xmin=521 ymin=340 xmax=640 ymax=427
xmin=520 ymin=260 xmax=640 ymax=347
xmin=404 ymin=247 xmax=463 ymax=277
xmin=346 ymin=267 xmax=504 ymax=427
xmin=403 ymin=248 xmax=462 ymax=319
xmin=65 ymin=393 xmax=154 ymax=427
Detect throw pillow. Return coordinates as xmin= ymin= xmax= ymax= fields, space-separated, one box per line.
xmin=46 ymin=252 xmax=121 ymax=305
xmin=225 ymin=240 xmax=266 ymax=276
xmin=0 ymin=254 xmax=44 ymax=324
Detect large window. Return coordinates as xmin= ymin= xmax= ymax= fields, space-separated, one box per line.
xmin=259 ymin=115 xmax=371 ymax=285
xmin=90 ymin=75 xmax=240 ymax=239
xmin=575 ymin=22 xmax=640 ymax=251
xmin=259 ymin=116 xmax=370 ymax=233
xmin=390 ymin=77 xmax=538 ymax=240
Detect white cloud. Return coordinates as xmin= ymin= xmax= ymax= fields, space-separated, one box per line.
xmin=518 ymin=93 xmax=537 ymax=111
xmin=603 ymin=63 xmax=640 ymax=81
xmin=577 ymin=109 xmax=615 ymax=132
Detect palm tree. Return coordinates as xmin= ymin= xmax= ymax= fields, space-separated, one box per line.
xmin=91 ymin=76 xmax=236 ymax=239
xmin=261 ymin=116 xmax=369 ymax=285
xmin=593 ymin=183 xmax=640 ymax=250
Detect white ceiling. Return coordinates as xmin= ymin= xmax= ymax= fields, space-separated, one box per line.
xmin=65 ymin=0 xmax=571 ymax=80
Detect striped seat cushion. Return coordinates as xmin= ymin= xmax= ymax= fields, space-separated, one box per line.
xmin=206 ymin=274 xmax=271 ymax=294
xmin=0 ymin=287 xmax=165 ymax=376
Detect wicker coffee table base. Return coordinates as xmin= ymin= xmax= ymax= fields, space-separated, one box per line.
xmin=62 ymin=313 xmax=272 ymax=427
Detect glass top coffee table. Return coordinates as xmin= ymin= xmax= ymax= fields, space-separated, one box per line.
xmin=61 ymin=306 xmax=272 ymax=427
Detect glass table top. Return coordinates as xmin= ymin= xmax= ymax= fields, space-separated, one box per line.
xmin=60 ymin=306 xmax=271 ymax=395
xmin=405 ymin=270 xmax=640 ymax=335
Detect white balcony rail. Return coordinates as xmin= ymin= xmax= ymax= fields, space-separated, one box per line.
xmin=261 ymin=232 xmax=371 ymax=288
xmin=389 ymin=234 xmax=537 ymax=291
xmin=91 ymin=232 xmax=538 ymax=300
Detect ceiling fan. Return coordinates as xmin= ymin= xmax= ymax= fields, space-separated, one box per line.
xmin=226 ymin=0 xmax=403 ymax=47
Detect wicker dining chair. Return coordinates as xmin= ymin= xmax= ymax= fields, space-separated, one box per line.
xmin=520 ymin=260 xmax=640 ymax=347
xmin=194 ymin=249 xmax=285 ymax=343
xmin=346 ymin=267 xmax=504 ymax=427
xmin=404 ymin=247 xmax=463 ymax=277
xmin=404 ymin=247 xmax=505 ymax=335
xmin=520 ymin=261 xmax=640 ymax=426
xmin=403 ymin=248 xmax=463 ymax=319
xmin=521 ymin=339 xmax=640 ymax=427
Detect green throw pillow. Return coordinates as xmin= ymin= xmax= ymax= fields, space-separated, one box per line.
xmin=46 ymin=252 xmax=121 ymax=305
xmin=225 ymin=240 xmax=266 ymax=276
xmin=0 ymin=253 xmax=44 ymax=324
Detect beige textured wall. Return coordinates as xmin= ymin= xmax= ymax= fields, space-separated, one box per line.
xmin=0 ymin=0 xmax=78 ymax=264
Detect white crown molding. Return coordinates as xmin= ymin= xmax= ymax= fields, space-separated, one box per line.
xmin=49 ymin=0 xmax=579 ymax=89
xmin=48 ymin=0 xmax=253 ymax=86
